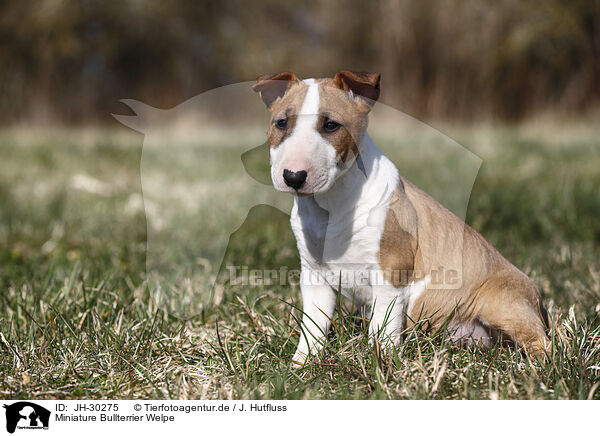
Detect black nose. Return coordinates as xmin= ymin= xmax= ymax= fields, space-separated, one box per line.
xmin=283 ymin=169 xmax=307 ymax=190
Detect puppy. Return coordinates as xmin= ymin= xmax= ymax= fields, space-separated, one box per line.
xmin=253 ymin=70 xmax=549 ymax=365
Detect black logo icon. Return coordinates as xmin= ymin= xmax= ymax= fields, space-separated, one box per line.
xmin=2 ymin=402 xmax=50 ymax=434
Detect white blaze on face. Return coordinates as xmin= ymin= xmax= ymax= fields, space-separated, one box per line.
xmin=298 ymin=78 xmax=320 ymax=124
xmin=270 ymin=79 xmax=339 ymax=195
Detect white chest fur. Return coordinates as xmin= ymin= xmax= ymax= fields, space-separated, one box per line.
xmin=290 ymin=134 xmax=403 ymax=306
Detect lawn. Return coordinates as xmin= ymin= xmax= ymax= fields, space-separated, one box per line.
xmin=0 ymin=120 xmax=599 ymax=399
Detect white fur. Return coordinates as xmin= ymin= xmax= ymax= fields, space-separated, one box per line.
xmin=405 ymin=276 xmax=431 ymax=319
xmin=290 ymin=132 xmax=429 ymax=364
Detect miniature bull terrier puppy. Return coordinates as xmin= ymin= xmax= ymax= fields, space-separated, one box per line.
xmin=253 ymin=70 xmax=549 ymax=366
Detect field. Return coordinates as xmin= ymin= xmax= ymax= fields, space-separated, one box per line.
xmin=0 ymin=120 xmax=599 ymax=400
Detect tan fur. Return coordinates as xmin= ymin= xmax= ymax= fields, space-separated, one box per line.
xmin=377 ymin=183 xmax=420 ymax=287
xmin=379 ymin=178 xmax=549 ymax=355
xmin=266 ymin=82 xmax=308 ymax=148
xmin=253 ymin=72 xmax=300 ymax=109
xmin=317 ymin=79 xmax=371 ymax=162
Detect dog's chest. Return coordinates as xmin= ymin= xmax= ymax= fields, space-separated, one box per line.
xmin=291 ymin=196 xmax=388 ymax=301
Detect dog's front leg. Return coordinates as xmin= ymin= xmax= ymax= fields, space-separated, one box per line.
xmin=292 ymin=268 xmax=336 ymax=367
xmin=368 ymin=289 xmax=405 ymax=348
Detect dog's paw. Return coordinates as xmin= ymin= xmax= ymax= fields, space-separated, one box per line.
xmin=291 ymin=350 xmax=310 ymax=368
xmin=291 ymin=360 xmax=305 ymax=369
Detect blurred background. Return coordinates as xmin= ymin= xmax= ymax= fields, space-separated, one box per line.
xmin=1 ymin=0 xmax=599 ymax=124
xmin=1 ymin=0 xmax=600 ymax=399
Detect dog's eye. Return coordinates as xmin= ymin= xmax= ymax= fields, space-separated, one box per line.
xmin=323 ymin=120 xmax=341 ymax=133
xmin=275 ymin=118 xmax=288 ymax=130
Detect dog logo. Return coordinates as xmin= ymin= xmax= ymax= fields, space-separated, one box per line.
xmin=2 ymin=402 xmax=50 ymax=434
xmin=113 ymin=82 xmax=482 ymax=318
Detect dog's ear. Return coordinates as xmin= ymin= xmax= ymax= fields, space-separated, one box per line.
xmin=333 ymin=70 xmax=381 ymax=107
xmin=252 ymin=72 xmax=299 ymax=108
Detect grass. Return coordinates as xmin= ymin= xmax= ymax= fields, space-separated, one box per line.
xmin=0 ymin=121 xmax=599 ymax=399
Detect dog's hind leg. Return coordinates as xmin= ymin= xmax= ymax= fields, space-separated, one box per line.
xmin=475 ymin=273 xmax=549 ymax=357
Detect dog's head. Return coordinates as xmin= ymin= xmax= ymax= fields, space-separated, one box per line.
xmin=253 ymin=70 xmax=380 ymax=196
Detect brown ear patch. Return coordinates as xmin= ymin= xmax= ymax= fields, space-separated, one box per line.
xmin=252 ymin=72 xmax=299 ymax=108
xmin=333 ymin=70 xmax=381 ymax=105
